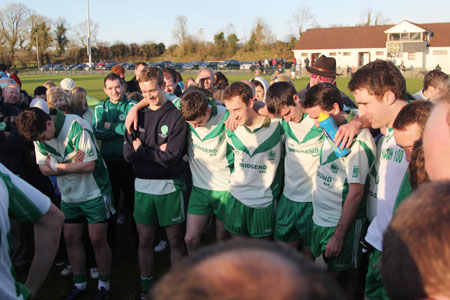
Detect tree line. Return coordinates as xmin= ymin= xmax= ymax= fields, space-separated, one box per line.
xmin=0 ymin=2 xmax=389 ymax=68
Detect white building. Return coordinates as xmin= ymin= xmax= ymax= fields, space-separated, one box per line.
xmin=293 ymin=21 xmax=450 ymax=74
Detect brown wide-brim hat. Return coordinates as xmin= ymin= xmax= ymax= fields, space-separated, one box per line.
xmin=306 ymin=55 xmax=341 ymax=77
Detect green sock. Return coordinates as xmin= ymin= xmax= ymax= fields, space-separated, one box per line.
xmin=140 ymin=276 xmax=154 ymax=291
xmin=73 ymin=274 xmax=87 ymax=290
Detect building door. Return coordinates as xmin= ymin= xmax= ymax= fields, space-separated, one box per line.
xmin=358 ymin=52 xmax=370 ymax=66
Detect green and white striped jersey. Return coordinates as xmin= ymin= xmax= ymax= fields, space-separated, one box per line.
xmin=313 ymin=128 xmax=376 ymax=227
xmin=365 ymin=128 xmax=412 ymax=251
xmin=0 ymin=163 xmax=51 ymax=300
xmin=188 ymin=105 xmax=232 ymax=191
xmin=282 ymin=115 xmax=323 ymax=202
xmin=34 ymin=110 xmax=111 ymax=203
xmin=226 ymin=117 xmax=284 ymax=208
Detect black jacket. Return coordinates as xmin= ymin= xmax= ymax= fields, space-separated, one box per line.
xmin=123 ymin=100 xmax=187 ymax=179
xmin=0 ymin=96 xmax=24 ymax=174
xmin=125 ymin=76 xmax=141 ymax=94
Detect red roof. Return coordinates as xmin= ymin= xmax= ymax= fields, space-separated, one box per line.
xmin=294 ymin=22 xmax=450 ymax=50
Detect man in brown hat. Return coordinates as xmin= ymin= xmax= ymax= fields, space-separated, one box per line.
xmin=298 ymin=55 xmax=356 ymax=110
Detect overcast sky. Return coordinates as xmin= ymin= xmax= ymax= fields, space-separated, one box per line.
xmin=2 ymin=0 xmax=449 ymax=46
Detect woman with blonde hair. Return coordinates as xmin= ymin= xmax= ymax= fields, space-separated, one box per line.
xmin=69 ymin=86 xmax=93 ymax=124
xmin=47 ymin=86 xmax=69 ymax=109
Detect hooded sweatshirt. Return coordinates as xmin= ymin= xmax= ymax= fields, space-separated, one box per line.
xmin=252 ymin=77 xmax=269 ymax=102
xmin=123 ymin=100 xmax=187 ymax=179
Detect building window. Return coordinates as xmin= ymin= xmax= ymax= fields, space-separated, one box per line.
xmin=410 ymin=32 xmax=421 ymax=40
xmin=401 ymin=33 xmax=409 ymax=40
xmin=301 ymin=53 xmax=308 ymax=57
xmin=408 ymin=53 xmax=415 ymax=60
xmin=390 ymin=34 xmax=400 ymax=41
xmin=376 ymin=51 xmax=384 ymax=56
xmin=329 ymin=52 xmax=336 ymax=56
xmin=433 ymin=50 xmax=448 ymax=55
xmin=343 ymin=52 xmax=351 ymax=56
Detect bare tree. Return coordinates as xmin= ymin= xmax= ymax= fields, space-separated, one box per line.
xmin=172 ymin=15 xmax=188 ymax=45
xmin=358 ymin=8 xmax=390 ymax=26
xmin=0 ymin=2 xmax=30 ymax=61
xmin=72 ymin=19 xmax=99 ymax=47
xmin=289 ymin=6 xmax=316 ymax=39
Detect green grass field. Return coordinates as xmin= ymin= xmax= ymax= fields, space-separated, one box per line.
xmin=20 ymin=71 xmax=424 ymax=104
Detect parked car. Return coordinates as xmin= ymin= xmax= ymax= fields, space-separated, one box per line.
xmin=156 ymin=61 xmax=174 ymax=68
xmin=39 ymin=64 xmax=53 ymax=71
xmin=173 ymin=62 xmax=185 ymax=70
xmin=53 ymin=64 xmax=66 ymax=71
xmin=205 ymin=61 xmax=220 ymax=70
xmin=240 ymin=61 xmax=258 ymax=71
xmin=184 ymin=61 xmax=201 ymax=70
xmin=218 ymin=60 xmax=241 ymax=70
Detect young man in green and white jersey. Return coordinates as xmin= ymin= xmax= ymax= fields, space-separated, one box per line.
xmin=16 ymin=107 xmax=113 ymax=300
xmin=0 ymin=162 xmax=63 ymax=300
xmin=179 ymin=90 xmax=232 ymax=253
xmin=302 ymin=83 xmax=376 ymax=296
xmin=349 ymin=60 xmax=412 ymax=300
xmin=93 ymin=73 xmax=137 ymax=225
xmin=223 ymin=82 xmax=283 ymax=239
xmin=263 ymin=82 xmax=364 ymax=258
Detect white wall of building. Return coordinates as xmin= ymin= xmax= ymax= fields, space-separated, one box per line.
xmin=294 ymin=46 xmax=450 ymax=74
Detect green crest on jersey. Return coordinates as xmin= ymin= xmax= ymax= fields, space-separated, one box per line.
xmin=161 ymin=125 xmax=169 ymax=137
xmin=268 ymin=150 xmax=276 ymax=161
xmin=331 ymin=162 xmax=339 ymax=174
xmin=119 ymin=114 xmax=126 ymax=121
xmin=352 ymin=166 xmax=360 ymax=178
xmin=86 ymin=148 xmax=94 ymax=158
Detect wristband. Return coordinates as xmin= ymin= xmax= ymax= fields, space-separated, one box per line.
xmin=49 ymin=156 xmax=58 ymax=172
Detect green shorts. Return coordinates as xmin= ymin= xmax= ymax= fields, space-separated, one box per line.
xmin=134 ymin=190 xmax=185 ymax=226
xmin=61 ymin=194 xmax=113 ymax=224
xmin=225 ymin=194 xmax=274 ymax=238
xmin=365 ymin=249 xmax=389 ymax=300
xmin=274 ymin=195 xmax=313 ymax=245
xmin=310 ymin=218 xmax=364 ymax=271
xmin=187 ymin=186 xmax=228 ymax=223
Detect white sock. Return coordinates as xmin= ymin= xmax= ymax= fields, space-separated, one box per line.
xmin=98 ymin=280 xmax=110 ymax=291
xmin=74 ymin=282 xmax=87 ymax=291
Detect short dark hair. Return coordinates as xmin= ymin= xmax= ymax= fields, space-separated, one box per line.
xmin=348 ymin=60 xmax=406 ymax=101
xmin=104 ymin=72 xmax=122 ymax=87
xmin=382 ymin=181 xmax=450 ymax=300
xmin=393 ymin=100 xmax=433 ymax=133
xmin=0 ymin=63 xmax=7 ymax=72
xmin=162 ymin=67 xmax=177 ymax=83
xmin=265 ymin=82 xmax=298 ymax=115
xmin=135 ymin=62 xmax=147 ymax=70
xmin=34 ymin=86 xmax=47 ymax=97
xmin=423 ymin=69 xmax=448 ymax=90
xmin=302 ymin=82 xmax=343 ymax=111
xmin=153 ymin=240 xmax=345 ymax=300
xmin=223 ymin=82 xmax=253 ymax=105
xmin=180 ymin=90 xmax=209 ymax=121
xmin=139 ymin=66 xmax=164 ymax=86
xmin=16 ymin=108 xmax=50 ymax=141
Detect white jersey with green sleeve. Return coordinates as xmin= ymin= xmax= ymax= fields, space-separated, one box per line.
xmin=0 ymin=163 xmax=51 ymax=300
xmin=282 ymin=114 xmax=323 ymax=202
xmin=188 ymin=104 xmax=232 ymax=191
xmin=313 ymin=128 xmax=376 ymax=227
xmin=226 ymin=117 xmax=284 ymax=208
xmin=365 ymin=128 xmax=412 ymax=251
xmin=34 ymin=110 xmax=111 ymax=203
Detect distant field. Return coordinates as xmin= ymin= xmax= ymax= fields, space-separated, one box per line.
xmin=20 ymin=71 xmax=424 ymax=103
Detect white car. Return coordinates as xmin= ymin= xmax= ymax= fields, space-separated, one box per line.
xmin=240 ymin=61 xmax=258 ymax=70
